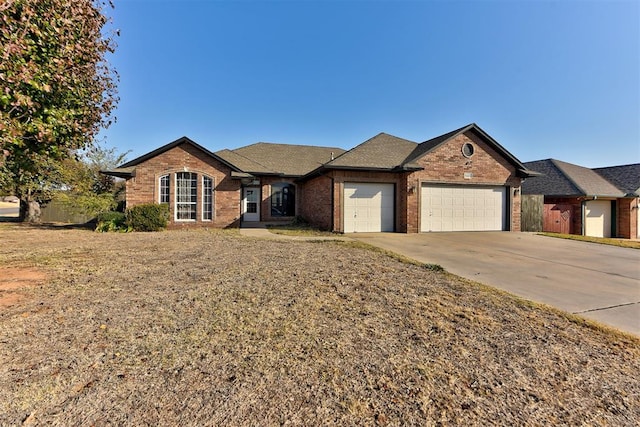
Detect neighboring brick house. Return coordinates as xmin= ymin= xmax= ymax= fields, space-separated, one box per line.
xmin=522 ymin=159 xmax=639 ymax=239
xmin=594 ymin=164 xmax=640 ymax=239
xmin=105 ymin=123 xmax=536 ymax=233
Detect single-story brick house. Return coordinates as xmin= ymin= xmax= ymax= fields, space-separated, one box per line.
xmin=105 ymin=123 xmax=537 ymax=233
xmin=522 ymin=159 xmax=640 ymax=239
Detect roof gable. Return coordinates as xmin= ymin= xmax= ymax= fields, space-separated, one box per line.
xmin=593 ymin=163 xmax=640 ymax=196
xmin=523 ymin=159 xmax=625 ymax=197
xmin=522 ymin=159 xmax=582 ymax=195
xmin=405 ymin=123 xmax=536 ymax=178
xmin=103 ymin=136 xmax=240 ymax=178
xmin=326 ymin=133 xmax=418 ymax=170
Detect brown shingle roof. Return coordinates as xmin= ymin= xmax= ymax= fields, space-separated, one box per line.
xmin=523 ymin=159 xmax=625 ymax=197
xmin=227 ymin=143 xmax=345 ymax=176
xmin=214 ymin=149 xmax=277 ymax=175
xmin=594 ymin=164 xmax=640 ymax=196
xmin=326 ymin=133 xmax=418 ymax=170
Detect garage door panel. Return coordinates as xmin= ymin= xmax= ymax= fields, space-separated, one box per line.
xmin=584 ymin=200 xmax=611 ymax=238
xmin=421 ymin=184 xmax=506 ymax=232
xmin=344 ymin=183 xmax=394 ymax=233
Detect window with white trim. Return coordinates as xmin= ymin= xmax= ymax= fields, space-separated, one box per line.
xmin=176 ymin=172 xmax=197 ymax=220
xmin=159 ymin=174 xmax=170 ymax=204
xmin=202 ymin=176 xmax=213 ymax=221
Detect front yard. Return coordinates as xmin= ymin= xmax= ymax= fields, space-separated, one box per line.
xmin=0 ymin=224 xmax=638 ymax=425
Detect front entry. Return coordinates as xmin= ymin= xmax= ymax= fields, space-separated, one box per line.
xmin=242 ymin=187 xmax=260 ymax=222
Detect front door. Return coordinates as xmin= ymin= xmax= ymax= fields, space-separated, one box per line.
xmin=242 ymin=187 xmax=260 ymax=222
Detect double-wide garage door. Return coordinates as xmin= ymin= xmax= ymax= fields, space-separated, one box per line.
xmin=344 ymin=183 xmax=394 ymax=233
xmin=421 ymin=184 xmax=506 ymax=232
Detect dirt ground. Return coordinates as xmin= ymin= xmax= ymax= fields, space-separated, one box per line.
xmin=0 ymin=224 xmax=638 ymax=426
xmin=0 ymin=267 xmax=48 ymax=307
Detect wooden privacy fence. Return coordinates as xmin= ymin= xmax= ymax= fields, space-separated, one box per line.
xmin=40 ymin=199 xmax=95 ymax=224
xmin=521 ymin=194 xmax=543 ymax=232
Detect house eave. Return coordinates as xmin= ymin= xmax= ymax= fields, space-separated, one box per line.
xmin=230 ymin=171 xmax=255 ymax=179
xmin=325 ymin=165 xmax=404 ymax=172
xmin=101 ymin=168 xmax=135 ymax=179
xmin=517 ymin=168 xmax=542 ymax=179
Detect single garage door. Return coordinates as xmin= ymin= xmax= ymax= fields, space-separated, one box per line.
xmin=421 ymin=184 xmax=506 ymax=232
xmin=344 ymin=183 xmax=394 ymax=232
xmin=584 ymin=200 xmax=612 ymax=238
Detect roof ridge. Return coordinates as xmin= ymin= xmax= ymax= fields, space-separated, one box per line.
xmin=239 ymin=141 xmax=344 ymax=151
xmin=117 ymin=136 xmax=241 ymax=172
xmin=593 ymin=162 xmax=640 ymax=170
xmin=549 ymin=159 xmax=587 ymax=195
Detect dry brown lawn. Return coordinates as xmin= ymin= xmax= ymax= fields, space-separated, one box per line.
xmin=0 ymin=224 xmax=638 ymax=426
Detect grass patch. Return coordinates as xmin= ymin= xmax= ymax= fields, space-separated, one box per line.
xmin=334 ymin=240 xmax=446 ymax=271
xmin=266 ymin=218 xmax=336 ymax=236
xmin=0 ymin=225 xmax=638 ymax=425
xmin=539 ymin=232 xmax=640 ymax=249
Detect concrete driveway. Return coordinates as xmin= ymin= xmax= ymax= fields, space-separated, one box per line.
xmin=349 ymin=232 xmax=640 ymax=336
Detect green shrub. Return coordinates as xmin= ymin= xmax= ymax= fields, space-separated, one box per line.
xmin=95 ymin=211 xmax=129 ymax=232
xmin=125 ymin=203 xmax=169 ymax=232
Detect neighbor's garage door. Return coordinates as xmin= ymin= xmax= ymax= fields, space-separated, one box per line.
xmin=421 ymin=184 xmax=506 ymax=232
xmin=344 ymin=182 xmax=395 ymax=232
xmin=584 ymin=200 xmax=612 ymax=238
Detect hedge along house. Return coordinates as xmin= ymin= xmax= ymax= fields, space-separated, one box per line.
xmin=104 ymin=123 xmax=537 ymax=233
xmin=522 ymin=159 xmax=639 ymax=239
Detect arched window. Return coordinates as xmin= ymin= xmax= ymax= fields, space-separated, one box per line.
xmin=159 ymin=174 xmax=170 ymax=204
xmin=202 ymin=175 xmax=213 ymax=221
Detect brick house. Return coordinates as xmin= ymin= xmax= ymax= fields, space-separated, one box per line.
xmin=105 ymin=123 xmax=536 ymax=233
xmin=522 ymin=159 xmax=639 ymax=239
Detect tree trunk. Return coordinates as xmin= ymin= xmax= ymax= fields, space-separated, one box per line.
xmin=19 ymin=198 xmax=41 ymax=223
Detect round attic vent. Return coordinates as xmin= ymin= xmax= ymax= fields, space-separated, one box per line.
xmin=462 ymin=143 xmax=475 ymax=158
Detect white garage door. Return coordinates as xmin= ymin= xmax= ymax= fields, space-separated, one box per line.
xmin=421 ymin=184 xmax=506 ymax=232
xmin=584 ymin=200 xmax=612 ymax=238
xmin=344 ymin=183 xmax=394 ymax=232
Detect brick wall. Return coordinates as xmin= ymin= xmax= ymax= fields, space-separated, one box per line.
xmin=616 ymin=197 xmax=638 ymax=239
xmin=125 ymin=143 xmax=241 ymax=228
xmin=298 ymin=175 xmax=334 ymax=230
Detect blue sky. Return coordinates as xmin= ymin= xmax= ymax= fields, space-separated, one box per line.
xmin=102 ymin=0 xmax=639 ymax=168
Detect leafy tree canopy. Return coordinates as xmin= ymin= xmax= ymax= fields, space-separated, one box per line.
xmin=53 ymin=144 xmax=129 ymax=219
xmin=0 ymin=0 xmax=118 ymax=220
